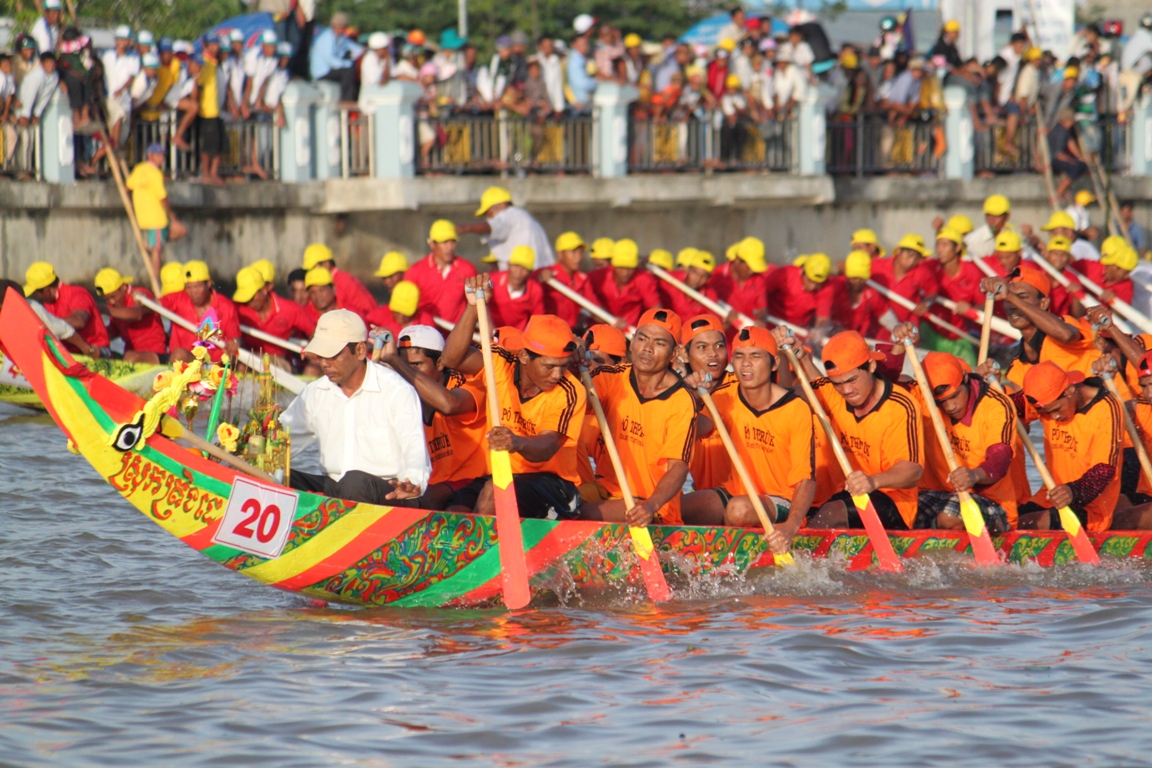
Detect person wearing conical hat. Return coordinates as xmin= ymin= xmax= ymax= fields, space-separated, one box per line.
xmin=159 ymin=260 xmax=241 ymax=363
xmin=587 ymin=238 xmax=660 ymax=328
xmin=23 ymin=261 xmax=111 ymax=356
xmin=94 ymin=268 xmax=167 ymax=364
xmin=301 ymin=242 xmax=377 ymax=320
xmin=233 ymin=265 xmax=316 ymax=366
xmin=404 ymin=219 xmax=478 ymax=323
xmin=536 ymin=231 xmax=594 ymax=330
xmin=454 ymin=185 xmax=555 ymax=270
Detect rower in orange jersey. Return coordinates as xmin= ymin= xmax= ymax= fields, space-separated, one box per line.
xmin=1011 ymin=361 xmax=1123 ymax=532
xmin=1110 ymin=350 xmax=1152 ymax=528
xmin=778 ymin=328 xmax=925 ymax=530
xmin=365 ymin=280 xmax=437 ymax=336
xmin=581 ymin=308 xmax=699 ymax=527
xmin=303 ymin=266 xmax=370 ymax=325
xmin=376 ymin=324 xmax=489 ymax=510
xmin=536 ymin=231 xmax=595 ymax=330
xmin=587 ymin=239 xmax=660 ymax=329
xmin=829 ymin=250 xmax=898 ymax=340
xmin=681 ymin=326 xmax=816 ymax=543
xmin=763 ymin=253 xmax=836 ymax=331
xmin=301 ymin=243 xmax=377 ymax=320
xmin=710 ymin=236 xmax=772 ymax=324
xmin=233 ymin=265 xmax=317 ymax=370
xmin=677 ymin=314 xmax=733 ymax=522
xmin=488 ymin=246 xmax=546 ymax=330
xmin=575 ymin=323 xmax=628 ymax=503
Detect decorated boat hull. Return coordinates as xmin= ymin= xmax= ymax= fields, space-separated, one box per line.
xmin=1 ymin=351 xmax=162 ymax=409
xmin=3 ymin=292 xmax=1151 ymax=609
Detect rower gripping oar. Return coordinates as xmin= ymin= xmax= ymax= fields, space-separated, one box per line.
xmin=899 ymin=331 xmax=1000 ymax=566
xmin=473 ymin=286 xmax=532 ymax=610
xmin=578 ymin=364 xmax=671 ymax=601
xmin=647 ymin=263 xmax=809 ymax=337
xmin=983 ymin=366 xmax=1100 ymax=565
xmin=978 ymin=291 xmax=996 ymax=366
xmin=1098 ymin=360 xmax=1152 ymax=497
xmin=695 ymin=380 xmax=794 ymax=566
xmin=779 ymin=337 xmax=903 ymax=572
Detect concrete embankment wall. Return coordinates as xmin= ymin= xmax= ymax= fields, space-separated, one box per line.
xmin=4 ymin=174 xmax=1151 ymax=294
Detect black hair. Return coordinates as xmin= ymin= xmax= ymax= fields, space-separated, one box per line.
xmin=0 ymin=278 xmax=20 ymax=308
xmin=730 ymin=6 xmax=744 ymax=16
xmin=287 ymin=268 xmax=307 ymax=283
xmin=1010 ymin=32 xmax=1027 ymax=43
xmin=1084 ymin=23 xmax=1100 ymax=36
xmin=40 ymin=52 xmax=56 ymax=63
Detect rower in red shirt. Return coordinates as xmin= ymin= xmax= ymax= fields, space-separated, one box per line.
xmin=405 ymin=220 xmax=478 ymax=323
xmin=302 ymin=266 xmax=369 ymax=325
xmin=667 ymin=251 xmax=724 ymax=321
xmin=673 ymin=247 xmax=697 ymax=281
xmin=233 ymin=266 xmax=316 ymax=366
xmin=830 ymin=250 xmax=897 ymax=340
xmin=1074 ymin=236 xmax=1136 ymax=308
xmin=647 ymin=248 xmax=680 ymax=307
xmin=488 ymin=245 xmax=546 ymax=330
xmin=763 ymin=253 xmax=835 ymax=330
xmin=870 ymin=233 xmax=940 ymax=325
xmin=160 ymin=260 xmax=241 ymax=363
xmin=1041 ymin=235 xmax=1078 ymax=317
xmin=94 ymin=268 xmax=167 ymax=364
xmin=373 ymin=250 xmax=409 ymax=303
xmin=301 ymin=243 xmax=377 ymax=320
xmin=932 ymin=227 xmax=984 ymax=315
xmin=710 ymin=236 xmax=771 ymax=324
xmin=366 ymin=280 xmax=437 ymax=336
xmin=536 ymin=231 xmax=595 ymax=330
xmin=587 ymin=238 xmax=659 ymax=329
xmin=23 ymin=261 xmax=111 ymax=355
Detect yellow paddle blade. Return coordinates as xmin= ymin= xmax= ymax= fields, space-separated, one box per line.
xmin=774 ymin=551 xmax=795 ymax=566
xmin=1057 ymin=506 xmax=1083 ymax=536
xmin=851 ymin=494 xmax=872 ymax=512
xmin=629 ymin=525 xmax=655 ymax=560
xmin=958 ymin=497 xmax=989 ymax=538
xmin=491 ymin=449 xmax=514 ymax=491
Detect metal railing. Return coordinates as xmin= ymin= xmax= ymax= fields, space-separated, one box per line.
xmin=416 ymin=112 xmax=593 ymax=175
xmin=827 ymin=112 xmax=942 ymax=176
xmin=340 ymin=108 xmax=374 ymax=178
xmin=973 ymin=115 xmax=1040 ymax=175
xmin=628 ymin=114 xmax=795 ymax=173
xmin=2 ymin=124 xmax=41 ymax=179
xmin=127 ymin=112 xmax=280 ymax=179
xmin=1099 ymin=113 xmax=1129 ymax=176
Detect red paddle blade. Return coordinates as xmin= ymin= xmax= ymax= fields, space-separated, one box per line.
xmin=959 ymin=497 xmax=1001 ymax=567
xmin=629 ymin=526 xmax=671 ymax=602
xmin=1058 ymin=506 xmax=1101 ymax=565
xmin=851 ymin=494 xmax=903 ymax=572
xmin=491 ymin=449 xmax=531 ymax=609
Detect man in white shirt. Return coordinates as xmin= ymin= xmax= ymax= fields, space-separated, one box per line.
xmin=772 ymin=45 xmax=807 ymax=116
xmin=455 ymin=186 xmax=555 ymax=269
xmin=14 ymin=52 xmax=57 ymax=176
xmin=129 ymin=53 xmax=160 ymax=109
xmin=101 ymin=25 xmax=140 ymax=147
xmin=282 ymin=310 xmax=431 ymax=505
xmin=996 ymin=32 xmax=1027 ymax=107
xmin=30 ymin=0 xmax=61 ymax=55
xmin=243 ymin=30 xmax=279 ymax=119
xmin=220 ymin=29 xmax=246 ymax=120
xmin=536 ymin=37 xmax=566 ymax=113
xmin=965 ymin=194 xmax=1013 ymax=259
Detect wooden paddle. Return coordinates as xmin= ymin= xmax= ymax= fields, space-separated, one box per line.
xmin=241 ymin=324 xmax=305 ymax=355
xmin=578 ymin=366 xmax=671 ymax=601
xmin=1065 ymin=266 xmax=1152 ymax=335
xmin=695 ymin=383 xmax=795 ymax=566
xmin=102 ymin=134 xmax=162 ymax=297
xmin=647 ymin=264 xmax=809 ymax=337
xmin=933 ymin=295 xmax=1020 ymax=339
xmin=161 ymin=416 xmax=281 ymax=485
xmin=778 ymin=341 xmax=903 ymax=572
xmin=900 ymin=334 xmax=1000 ymax=566
xmin=983 ymin=368 xmax=1100 ymax=565
xmin=544 ymin=279 xmax=636 ymax=337
xmin=978 ymin=291 xmax=996 ymax=366
xmin=474 ymin=288 xmax=532 ymax=610
xmin=867 ymin=279 xmax=981 ymax=344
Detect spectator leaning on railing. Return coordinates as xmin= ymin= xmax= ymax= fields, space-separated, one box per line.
xmin=566 ymin=35 xmax=596 ymax=113
xmin=15 ymin=52 xmax=57 ymax=179
xmin=310 ymin=12 xmax=363 ymax=103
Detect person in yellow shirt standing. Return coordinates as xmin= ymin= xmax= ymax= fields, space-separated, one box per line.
xmin=193 ymin=43 xmax=226 ymax=186
xmin=126 ymin=142 xmax=182 ymax=277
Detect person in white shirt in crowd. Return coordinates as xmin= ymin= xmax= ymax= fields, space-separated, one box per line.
xmin=731 ymin=37 xmax=755 ymax=91
xmin=136 ymin=30 xmax=155 ymax=58
xmin=255 ymin=42 xmax=292 ymax=126
xmin=536 ymin=37 xmax=566 ymax=114
xmin=594 ymin=24 xmax=623 ymax=79
xmin=650 ymin=36 xmax=681 ymax=92
xmin=163 ymin=41 xmax=194 ymax=114
xmin=1002 ymin=46 xmax=1040 ymax=158
xmin=1065 ymin=189 xmax=1095 ymax=233
xmin=749 ymin=44 xmax=775 ymax=114
xmin=30 ymin=0 xmax=61 ymax=56
xmin=432 ymin=29 xmax=469 ymax=105
xmin=455 ymin=186 xmax=556 ymax=270
xmin=129 ymin=53 xmax=160 ymax=112
xmin=0 ymin=54 xmax=16 ymax=168
xmin=281 ymin=310 xmax=431 ymax=505
xmin=15 ymin=52 xmax=57 ymax=179
xmin=773 ymin=44 xmax=807 ymax=118
xmin=996 ymin=32 xmax=1028 ymax=109
xmin=717 ymin=7 xmax=746 ymax=48
xmin=102 ymin=25 xmax=140 ymax=148
xmin=392 ymin=43 xmax=421 ymax=82
xmin=242 ymin=30 xmax=279 ymax=120
xmin=787 ymin=26 xmax=815 ymax=72
xmin=220 ymin=29 xmax=247 ymax=121
xmin=359 ymin=32 xmax=392 ymax=96
xmin=622 ymin=33 xmax=644 ymax=85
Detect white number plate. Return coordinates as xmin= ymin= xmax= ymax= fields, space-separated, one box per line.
xmin=212 ymin=476 xmax=298 ymax=559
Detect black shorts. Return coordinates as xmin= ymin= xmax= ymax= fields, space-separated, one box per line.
xmin=1018 ymin=501 xmax=1089 ymax=531
xmin=820 ymin=489 xmax=909 ymax=530
xmin=198 ymin=116 xmax=228 ymax=157
xmin=708 ymin=487 xmax=792 ymax=523
xmin=451 ymin=472 xmax=581 ymax=520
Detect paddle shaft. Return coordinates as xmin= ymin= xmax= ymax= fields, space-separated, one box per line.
xmin=164 ymin=416 xmax=281 ymax=485
xmin=579 ymin=369 xmax=635 ymax=508
xmin=933 ymin=295 xmax=1020 ymax=339
xmin=1100 ymin=372 xmax=1152 ymax=492
xmin=978 ymin=292 xmax=995 ymax=365
xmin=240 ymin=324 xmax=304 ymax=355
xmin=648 ymin=264 xmax=809 ymax=337
xmin=104 ymin=136 xmax=163 ymax=298
xmin=544 ymin=279 xmax=635 ymax=337
xmin=1067 ymin=266 xmax=1152 ymax=335
xmin=866 ymin=280 xmax=980 ymax=344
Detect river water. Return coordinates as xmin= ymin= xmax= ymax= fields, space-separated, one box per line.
xmin=4 ymin=402 xmax=1152 ymax=767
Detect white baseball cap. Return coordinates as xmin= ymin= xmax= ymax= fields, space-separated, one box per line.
xmin=44 ymin=0 xmax=62 ymax=10
xmin=115 ymin=24 xmax=132 ymax=40
xmin=229 ymin=29 xmax=244 ymax=42
xmin=141 ymin=52 xmax=159 ymax=68
xmin=397 ymin=324 xmax=445 ymax=353
xmin=368 ymin=31 xmax=391 ymax=50
xmin=305 ymin=309 xmax=368 ymax=358
xmin=261 ymin=29 xmax=278 ymax=45
xmin=137 ymin=29 xmax=155 ymax=45
xmin=173 ymin=40 xmax=193 ymax=55
xmin=573 ymin=13 xmax=595 ymax=34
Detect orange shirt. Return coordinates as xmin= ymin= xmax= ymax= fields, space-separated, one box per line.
xmin=690 ymin=372 xmax=734 ymax=491
xmin=812 ymin=420 xmax=846 ymax=507
xmin=719 ymin=386 xmax=815 ymax=500
xmin=492 ymin=348 xmax=585 ymax=484
xmin=1006 ymin=315 xmax=1097 ymax=390
xmin=813 ymin=376 xmax=924 ymax=527
xmin=591 ymin=364 xmax=698 ymax=525
xmin=426 ymin=370 xmax=489 ymax=486
xmin=1133 ymin=398 xmax=1152 ymax=495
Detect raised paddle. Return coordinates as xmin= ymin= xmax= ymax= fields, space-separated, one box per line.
xmin=578 ymin=365 xmax=671 ymax=601
xmin=977 ymin=291 xmax=996 ymax=366
xmin=473 ymin=286 xmax=532 ymax=610
xmin=1066 ymin=265 xmax=1152 ymax=335
xmin=899 ymin=332 xmax=1000 ymax=566
xmin=1007 ymin=248 xmax=1138 ymax=335
xmin=778 ymin=338 xmax=903 ymax=572
xmin=544 ymin=279 xmax=636 ymax=337
xmin=983 ymin=367 xmax=1100 ymax=565
xmin=695 ymin=381 xmax=795 ymax=566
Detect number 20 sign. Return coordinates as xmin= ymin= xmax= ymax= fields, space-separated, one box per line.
xmin=212 ymin=476 xmax=298 ymax=559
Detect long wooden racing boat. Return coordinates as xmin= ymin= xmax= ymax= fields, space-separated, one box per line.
xmin=3 ymin=293 xmax=1150 ymax=609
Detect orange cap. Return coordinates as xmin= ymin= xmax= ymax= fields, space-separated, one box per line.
xmin=1138 ymin=350 xmax=1152 ymax=378
xmin=681 ymin=314 xmax=725 ymax=345
xmin=494 ymin=325 xmax=524 ymax=351
xmin=1010 ymin=265 xmax=1051 ymax=297
xmin=637 ymin=307 xmax=682 ymax=344
xmin=520 ymin=314 xmax=577 ymax=358
xmin=922 ymin=351 xmax=967 ymax=400
xmin=731 ymin=325 xmax=778 ymax=356
xmin=583 ymin=323 xmax=627 ymax=358
xmin=1023 ymin=361 xmax=1084 ymax=408
xmin=822 ymin=330 xmax=885 ymax=376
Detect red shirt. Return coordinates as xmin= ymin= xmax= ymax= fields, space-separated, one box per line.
xmin=113 ymin=288 xmax=167 ymax=354
xmin=1074 ymin=259 xmax=1134 ymax=304
xmin=710 ymin=262 xmax=770 ymax=320
xmin=364 ymin=305 xmax=437 ymax=336
xmin=588 ymin=268 xmax=660 ymax=327
xmin=405 ymin=254 xmax=478 ymax=323
xmin=331 ymin=267 xmax=379 ymax=319
xmin=763 ymin=265 xmax=836 ymax=328
xmin=980 ymin=255 xmax=1070 ymax=319
xmin=932 ymin=259 xmax=984 ymax=305
xmin=668 ymin=278 xmax=723 ymax=321
xmin=488 ymin=271 xmax=546 ymax=330
xmin=870 ymin=257 xmax=940 ymax=323
xmin=829 ymin=277 xmax=890 ymax=340
xmin=45 ymin=283 xmax=110 ymax=348
xmin=161 ymin=289 xmax=240 ymax=358
xmin=536 ymin=266 xmax=595 ymax=329
xmin=238 ymin=293 xmax=316 ymax=356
